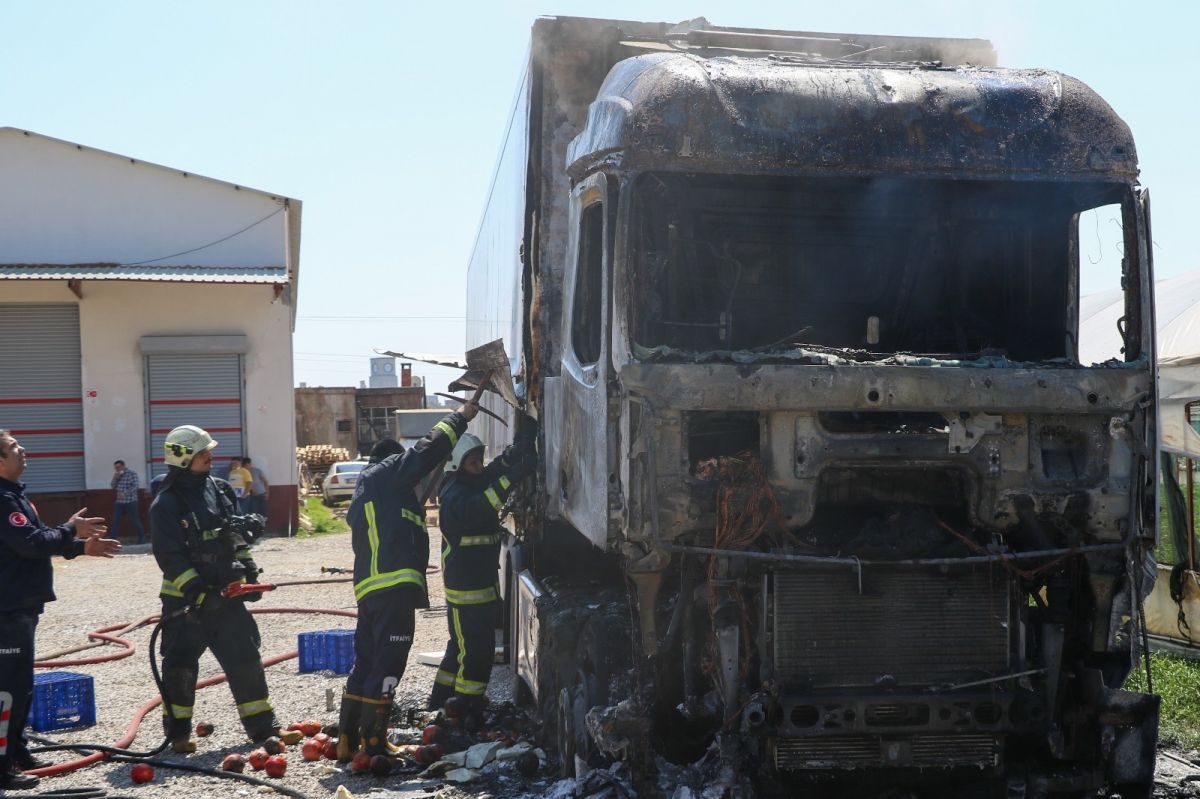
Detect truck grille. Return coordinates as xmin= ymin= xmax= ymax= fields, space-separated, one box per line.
xmin=775 ymin=733 xmax=1001 ymax=770
xmin=772 ymin=566 xmax=1012 ymax=689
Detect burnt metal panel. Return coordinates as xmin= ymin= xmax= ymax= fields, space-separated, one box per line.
xmin=772 ymin=566 xmax=1011 ymax=688
xmin=568 ymin=54 xmax=1136 ymax=182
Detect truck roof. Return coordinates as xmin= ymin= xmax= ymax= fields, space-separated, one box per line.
xmin=565 ymin=52 xmax=1137 ymax=182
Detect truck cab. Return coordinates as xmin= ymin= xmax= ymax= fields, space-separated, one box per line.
xmin=470 ymin=17 xmax=1159 ymax=798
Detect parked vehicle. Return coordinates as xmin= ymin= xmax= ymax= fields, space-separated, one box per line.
xmin=322 ymin=460 xmax=366 ymax=505
xmin=468 ymin=16 xmax=1159 ymax=798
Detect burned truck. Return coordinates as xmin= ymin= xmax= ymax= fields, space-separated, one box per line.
xmin=464 ymin=16 xmax=1159 ymax=798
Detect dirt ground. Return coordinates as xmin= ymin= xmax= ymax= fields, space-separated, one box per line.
xmin=24 ymin=524 xmax=528 ymax=799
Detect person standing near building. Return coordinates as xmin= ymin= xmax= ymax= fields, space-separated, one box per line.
xmin=110 ymin=460 xmax=145 ymax=544
xmin=0 ymin=429 xmax=121 ymax=792
xmin=150 ymin=425 xmax=300 ymax=753
xmin=337 ymin=403 xmax=477 ymax=760
xmin=226 ymin=457 xmax=253 ymax=506
xmin=428 ymin=423 xmax=535 ymax=719
xmin=242 ymin=456 xmax=269 ymax=519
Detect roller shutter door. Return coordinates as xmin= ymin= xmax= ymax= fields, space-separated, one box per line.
xmin=0 ymin=304 xmax=84 ymax=493
xmin=146 ymin=353 xmax=245 ymax=477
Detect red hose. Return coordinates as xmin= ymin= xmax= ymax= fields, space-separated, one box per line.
xmin=28 ymin=606 xmax=358 ymax=778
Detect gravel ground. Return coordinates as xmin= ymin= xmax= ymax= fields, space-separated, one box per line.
xmin=25 ymin=524 xmax=519 ymax=799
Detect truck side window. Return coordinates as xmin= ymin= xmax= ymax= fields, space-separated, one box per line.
xmin=572 ymin=202 xmax=604 ymax=365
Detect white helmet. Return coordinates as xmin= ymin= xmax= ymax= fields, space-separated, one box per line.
xmin=163 ymin=425 xmax=218 ymax=468
xmin=445 ymin=433 xmax=485 ymax=472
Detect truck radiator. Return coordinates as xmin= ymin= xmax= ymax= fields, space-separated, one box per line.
xmin=772 ymin=566 xmax=1012 ymax=689
xmin=775 ymin=733 xmax=1001 ymax=770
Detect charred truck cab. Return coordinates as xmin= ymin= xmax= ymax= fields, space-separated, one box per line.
xmin=468 ymin=16 xmax=1159 ymax=798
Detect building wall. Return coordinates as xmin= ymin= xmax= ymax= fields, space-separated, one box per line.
xmin=0 ymin=280 xmax=297 ymax=532
xmin=0 ymin=129 xmax=286 ymax=268
xmin=295 ymin=387 xmax=357 ymax=451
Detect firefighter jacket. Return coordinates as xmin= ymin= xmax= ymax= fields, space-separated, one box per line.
xmin=347 ymin=411 xmax=469 ymax=606
xmin=0 ymin=476 xmax=86 ymax=613
xmin=151 ymin=470 xmax=257 ymax=608
xmin=438 ymin=443 xmax=534 ymax=606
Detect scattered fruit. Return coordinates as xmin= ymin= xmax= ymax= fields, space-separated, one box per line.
xmin=370 ymin=754 xmax=392 ymax=777
xmin=248 ymin=748 xmax=270 ymax=771
xmin=421 ymin=724 xmax=440 ymax=745
xmin=414 ymin=744 xmax=442 ymax=765
xmin=321 ymin=740 xmax=338 ymax=760
xmin=312 ymin=732 xmax=331 ymax=745
xmin=264 ymin=754 xmax=287 ymax=778
xmin=351 ymin=751 xmax=372 ymax=774
xmin=299 ymin=719 xmax=322 ymax=737
xmin=261 ymin=736 xmax=285 ymax=755
xmin=302 ymin=739 xmax=323 ymax=761
xmin=286 ymin=721 xmax=306 ymax=732
xmin=221 ymin=753 xmax=247 ymax=773
xmin=194 ymin=721 xmax=214 ymax=737
xmin=130 ymin=763 xmax=155 ymax=784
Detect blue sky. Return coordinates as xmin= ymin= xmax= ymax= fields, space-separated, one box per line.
xmin=1 ymin=1 xmax=1193 ymax=390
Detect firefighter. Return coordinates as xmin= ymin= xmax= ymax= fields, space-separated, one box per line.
xmin=0 ymin=429 xmax=121 ymax=792
xmin=428 ymin=421 xmax=535 ymax=720
xmin=150 ymin=425 xmax=301 ymax=753
xmin=338 ymin=404 xmax=477 ymax=759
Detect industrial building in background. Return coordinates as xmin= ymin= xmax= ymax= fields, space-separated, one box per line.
xmin=0 ymin=127 xmax=301 ymax=532
xmin=294 ymin=357 xmax=426 ymax=456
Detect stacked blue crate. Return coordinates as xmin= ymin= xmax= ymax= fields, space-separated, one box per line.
xmin=298 ymin=629 xmax=356 ymax=674
xmin=31 ymin=671 xmax=96 ymax=732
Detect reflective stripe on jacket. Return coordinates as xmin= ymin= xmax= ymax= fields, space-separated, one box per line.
xmin=347 ymin=412 xmax=468 ymax=605
xmin=438 ymin=444 xmax=531 ymax=605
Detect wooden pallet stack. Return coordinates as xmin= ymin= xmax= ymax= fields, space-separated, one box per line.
xmin=297 ymin=444 xmax=351 ymax=493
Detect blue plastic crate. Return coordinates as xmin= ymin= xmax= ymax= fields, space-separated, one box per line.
xmin=31 ymin=671 xmax=96 ymax=732
xmin=298 ymin=629 xmax=356 ymax=675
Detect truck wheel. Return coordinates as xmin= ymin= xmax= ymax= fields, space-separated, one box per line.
xmin=556 ymin=685 xmax=579 ymax=777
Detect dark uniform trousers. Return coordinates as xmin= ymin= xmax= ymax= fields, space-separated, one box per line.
xmin=345 ymin=591 xmax=417 ymax=699
xmin=159 ymin=598 xmax=274 ymax=740
xmin=0 ymin=611 xmax=38 ymax=773
xmin=432 ymin=599 xmax=499 ymax=707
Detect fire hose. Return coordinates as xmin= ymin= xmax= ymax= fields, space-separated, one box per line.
xmin=26 ymin=579 xmax=362 ymax=797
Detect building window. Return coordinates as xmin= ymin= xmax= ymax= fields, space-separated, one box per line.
xmin=358 ymin=406 xmax=400 ymax=445
xmin=336 ymin=419 xmax=352 ymax=433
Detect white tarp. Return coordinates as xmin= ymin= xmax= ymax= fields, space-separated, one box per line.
xmin=1081 ymin=271 xmax=1200 ymax=459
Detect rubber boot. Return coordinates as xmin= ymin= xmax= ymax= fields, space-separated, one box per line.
xmin=161 ymin=668 xmax=197 ymax=754
xmin=359 ymin=694 xmax=400 ymax=757
xmin=335 ymin=693 xmax=362 ymax=762
xmin=428 ymin=680 xmax=453 ymax=712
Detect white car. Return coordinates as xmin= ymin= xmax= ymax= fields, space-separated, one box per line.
xmin=322 ymin=460 xmax=367 ymax=505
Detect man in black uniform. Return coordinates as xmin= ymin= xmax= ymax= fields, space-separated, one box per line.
xmin=428 ymin=424 xmax=534 ymax=718
xmin=338 ymin=404 xmax=477 ymax=760
xmin=150 ymin=425 xmax=301 ymax=753
xmin=0 ymin=429 xmax=120 ymax=792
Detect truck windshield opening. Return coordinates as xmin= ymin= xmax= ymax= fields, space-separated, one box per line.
xmin=630 ymin=173 xmax=1132 ymax=363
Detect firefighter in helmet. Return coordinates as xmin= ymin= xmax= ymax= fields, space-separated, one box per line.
xmin=428 ymin=420 xmax=535 ymax=720
xmin=150 ymin=425 xmax=300 ymax=753
xmin=338 ymin=404 xmax=477 ymax=760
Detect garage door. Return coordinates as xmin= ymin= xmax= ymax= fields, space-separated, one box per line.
xmin=0 ymin=304 xmax=84 ymax=493
xmin=146 ymin=353 xmax=245 ymax=477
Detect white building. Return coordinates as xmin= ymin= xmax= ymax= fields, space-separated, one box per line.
xmin=0 ymin=128 xmax=301 ymax=532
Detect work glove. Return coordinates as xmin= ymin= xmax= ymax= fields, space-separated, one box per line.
xmin=241 ymin=566 xmax=263 ymax=602
xmin=182 ymin=584 xmax=211 ymax=613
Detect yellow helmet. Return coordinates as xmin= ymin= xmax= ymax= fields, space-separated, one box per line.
xmin=163 ymin=425 xmax=218 ymax=468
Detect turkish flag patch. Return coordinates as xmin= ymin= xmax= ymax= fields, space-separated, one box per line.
xmin=8 ymin=512 xmax=30 ymax=527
